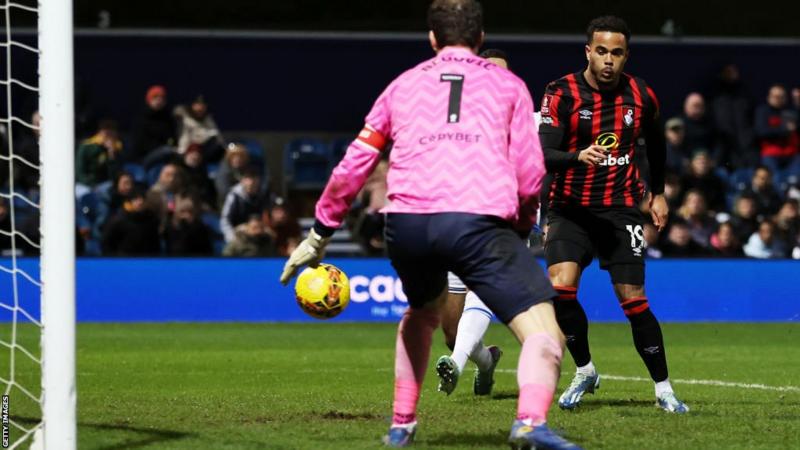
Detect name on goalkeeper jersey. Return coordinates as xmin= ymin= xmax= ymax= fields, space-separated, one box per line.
xmin=421 ymin=56 xmax=494 ymax=72
xmin=419 ymin=132 xmax=482 ymax=146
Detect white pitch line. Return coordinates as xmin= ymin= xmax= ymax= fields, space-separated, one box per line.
xmin=494 ymin=369 xmax=800 ymax=393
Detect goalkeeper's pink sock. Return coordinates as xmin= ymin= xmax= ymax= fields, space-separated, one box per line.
xmin=516 ymin=332 xmax=562 ymax=425
xmin=392 ymin=307 xmax=440 ymax=425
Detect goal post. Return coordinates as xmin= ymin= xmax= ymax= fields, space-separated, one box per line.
xmin=38 ymin=0 xmax=76 ymax=447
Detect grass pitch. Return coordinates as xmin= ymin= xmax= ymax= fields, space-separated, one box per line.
xmin=3 ymin=322 xmax=799 ymax=449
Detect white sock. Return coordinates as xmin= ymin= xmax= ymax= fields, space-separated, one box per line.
xmin=655 ymin=379 xmax=674 ymax=397
xmin=576 ymin=361 xmax=596 ymax=376
xmin=451 ymin=292 xmax=493 ymax=372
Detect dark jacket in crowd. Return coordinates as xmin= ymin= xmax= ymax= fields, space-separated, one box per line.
xmin=131 ymin=106 xmax=176 ymax=163
xmin=101 ymin=210 xmax=161 ymax=256
xmin=164 ymin=219 xmax=214 ymax=256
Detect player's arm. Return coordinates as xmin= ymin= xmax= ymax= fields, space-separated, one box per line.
xmin=280 ymin=86 xmax=393 ymax=285
xmin=509 ymin=83 xmax=545 ymax=236
xmin=539 ymin=87 xmax=607 ymax=170
xmin=643 ymin=86 xmax=668 ymax=231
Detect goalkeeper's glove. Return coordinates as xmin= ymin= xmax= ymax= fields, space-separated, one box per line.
xmin=279 ymin=228 xmax=331 ymax=285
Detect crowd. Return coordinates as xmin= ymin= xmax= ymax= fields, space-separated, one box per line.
xmin=1 ymin=85 xmax=302 ymax=257
xmin=0 ymin=64 xmax=797 ymax=259
xmin=642 ymin=66 xmax=800 ymax=259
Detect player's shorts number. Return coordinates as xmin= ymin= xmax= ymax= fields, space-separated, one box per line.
xmin=625 ymin=224 xmax=644 ymax=254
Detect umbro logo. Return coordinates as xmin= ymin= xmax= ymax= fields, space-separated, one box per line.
xmin=579 ymin=109 xmax=593 ymax=120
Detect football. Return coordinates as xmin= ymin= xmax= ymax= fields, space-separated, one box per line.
xmin=294 ymin=264 xmax=350 ymax=319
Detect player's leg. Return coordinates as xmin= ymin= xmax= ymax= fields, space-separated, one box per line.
xmin=606 ymin=208 xmax=688 ymax=414
xmin=444 ymin=214 xmax=581 ymax=449
xmin=441 ymin=272 xmax=467 ymax=351
xmin=612 ymin=279 xmax=688 ymax=413
xmin=545 ymin=207 xmax=599 ymax=410
xmin=436 ymin=273 xmax=501 ymax=395
xmin=382 ymin=213 xmax=448 ymax=447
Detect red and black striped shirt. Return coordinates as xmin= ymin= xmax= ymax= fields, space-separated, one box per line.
xmin=538 ymin=71 xmax=665 ymax=208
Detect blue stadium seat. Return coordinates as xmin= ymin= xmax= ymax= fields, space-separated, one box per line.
xmin=206 ymin=162 xmax=220 ymax=179
xmin=147 ymin=164 xmax=164 ymax=187
xmin=284 ymin=138 xmax=332 ymax=190
xmin=729 ymin=168 xmax=754 ymax=193
xmin=202 ymin=211 xmax=222 ymax=236
xmin=329 ymin=138 xmax=352 ymax=165
xmin=123 ymin=163 xmax=147 ymax=184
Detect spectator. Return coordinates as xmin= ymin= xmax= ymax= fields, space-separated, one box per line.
xmin=754 ymin=83 xmax=800 ymax=176
xmin=352 ymin=160 xmax=389 ymax=255
xmin=772 ymin=199 xmax=800 ymax=245
xmin=221 ymin=167 xmax=267 ymax=243
xmin=663 ymin=173 xmax=683 ymax=211
xmin=146 ymin=162 xmax=187 ymax=229
xmin=174 ymin=95 xmax=225 ymax=163
xmin=223 ymin=214 xmax=275 ymax=257
xmin=792 ymin=87 xmax=800 ymax=113
xmin=96 ymin=171 xmax=137 ymax=235
xmin=676 ymin=189 xmax=716 ymax=247
xmin=710 ymin=64 xmax=756 ymax=170
xmin=743 ymin=219 xmax=787 ymax=259
xmin=75 ymin=119 xmax=123 ymax=191
xmin=181 ymin=144 xmax=217 ymax=210
xmin=130 ymin=85 xmax=176 ymax=164
xmin=661 ymin=220 xmax=710 ymax=257
xmin=710 ymin=222 xmax=744 ymax=257
xmin=743 ymin=165 xmax=783 ymax=216
xmin=215 ymin=143 xmax=251 ymax=207
xmin=101 ymin=188 xmax=161 ymax=256
xmin=164 ymin=195 xmax=213 ymax=256
xmin=664 ymin=117 xmax=688 ymax=173
xmin=264 ymin=198 xmax=301 ymax=257
xmin=679 ymin=150 xmax=727 ymax=212
xmin=728 ymin=193 xmax=760 ymax=243
xmin=681 ymin=92 xmax=718 ymax=157
xmin=642 ymin=223 xmax=662 ymax=259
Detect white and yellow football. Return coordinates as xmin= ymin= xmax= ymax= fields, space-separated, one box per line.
xmin=294 ymin=264 xmax=350 ymax=319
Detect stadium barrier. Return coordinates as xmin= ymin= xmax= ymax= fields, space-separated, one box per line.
xmin=2 ymin=258 xmax=797 ymax=322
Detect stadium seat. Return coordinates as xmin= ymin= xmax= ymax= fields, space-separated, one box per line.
xmin=729 ymin=168 xmax=754 ymax=193
xmin=284 ymin=138 xmax=332 ymax=191
xmin=206 ymin=162 xmax=220 ymax=179
xmin=123 ymin=163 xmax=147 ymax=184
xmin=146 ymin=164 xmax=164 ymax=187
xmin=329 ymin=138 xmax=352 ymax=165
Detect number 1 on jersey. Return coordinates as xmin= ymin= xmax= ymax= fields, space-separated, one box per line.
xmin=441 ymin=74 xmax=464 ymax=123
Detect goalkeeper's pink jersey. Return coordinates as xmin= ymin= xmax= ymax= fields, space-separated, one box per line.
xmin=316 ymin=46 xmax=545 ymax=232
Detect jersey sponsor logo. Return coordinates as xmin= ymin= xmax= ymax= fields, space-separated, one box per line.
xmin=594 ymin=132 xmax=620 ymax=150
xmin=579 ymin=109 xmax=593 ymax=120
xmin=598 ymin=153 xmax=631 ymax=167
xmin=541 ymin=94 xmax=553 ymax=116
xmin=418 ymin=132 xmax=482 ymax=146
xmin=623 ymin=106 xmax=635 ymax=127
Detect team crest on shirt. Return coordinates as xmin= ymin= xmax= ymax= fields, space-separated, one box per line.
xmin=541 ymin=94 xmax=553 ymax=116
xmin=623 ymin=106 xmax=635 ymax=127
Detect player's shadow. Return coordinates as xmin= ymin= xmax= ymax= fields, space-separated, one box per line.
xmin=426 ymin=430 xmax=506 ymax=447
xmin=15 ymin=416 xmax=195 ymax=450
xmin=84 ymin=421 xmax=196 ymax=450
xmin=576 ymin=399 xmax=654 ymax=410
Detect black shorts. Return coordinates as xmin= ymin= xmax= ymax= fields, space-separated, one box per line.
xmin=385 ymin=213 xmax=556 ymax=324
xmin=544 ymin=205 xmax=646 ymax=285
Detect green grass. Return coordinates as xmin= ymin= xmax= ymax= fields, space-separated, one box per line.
xmin=2 ymin=323 xmax=800 ymax=449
